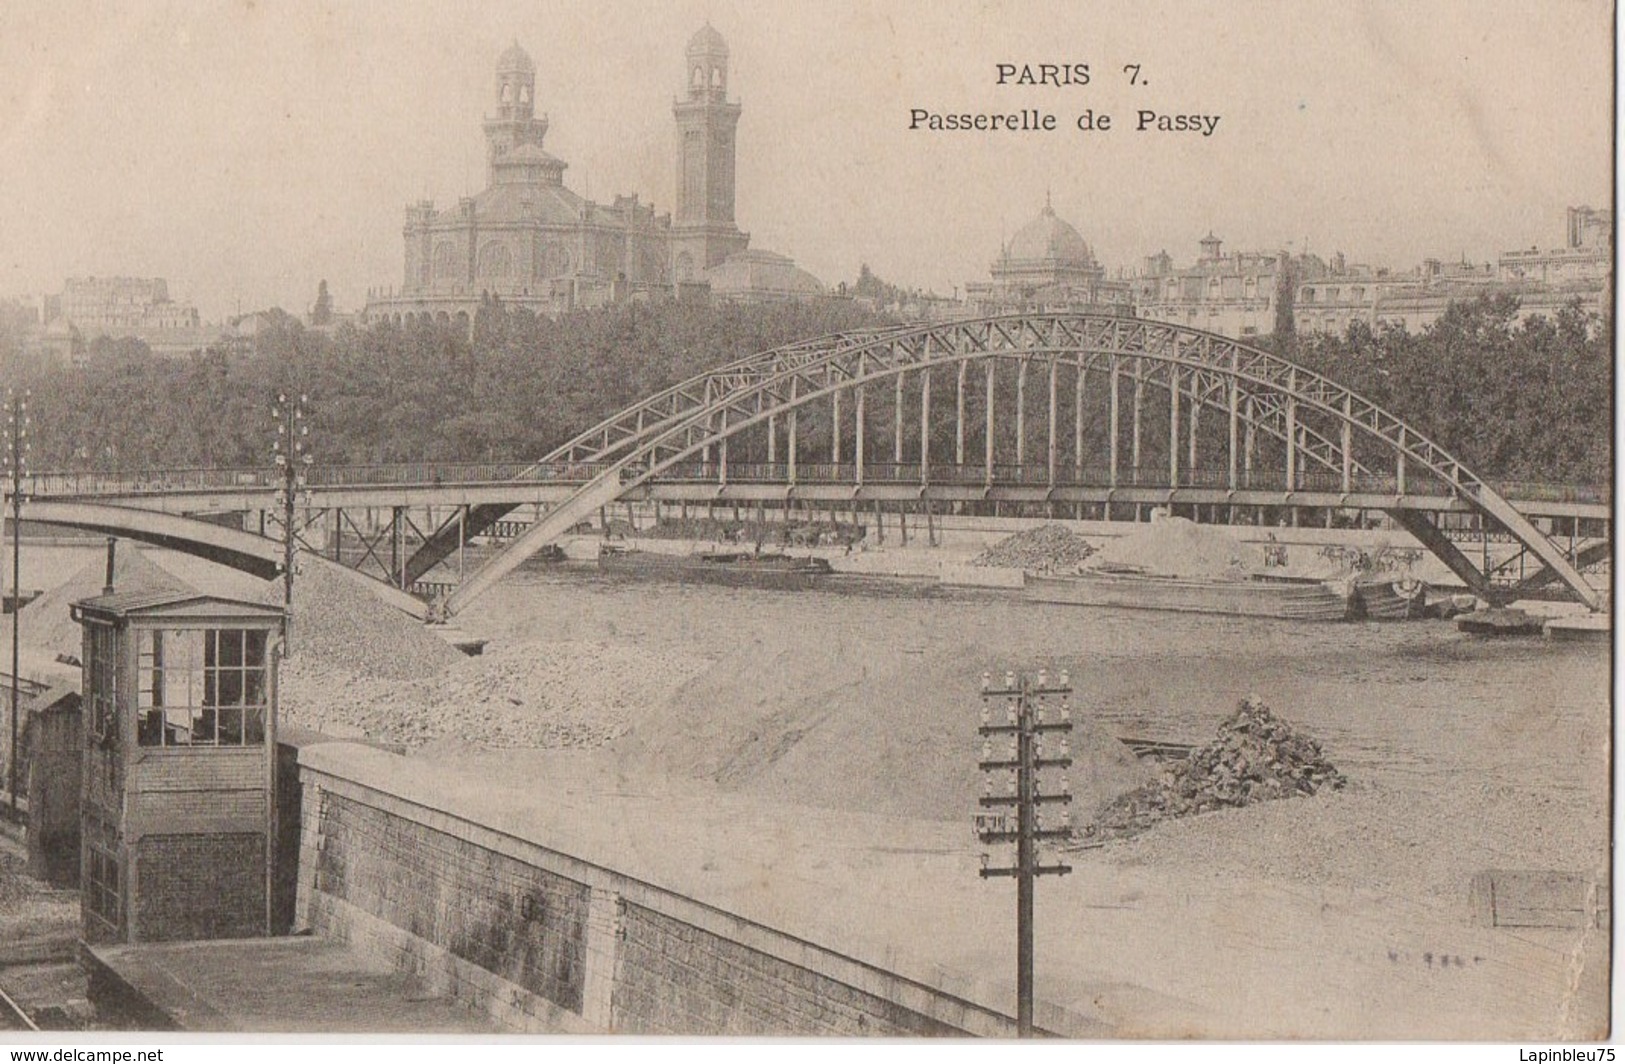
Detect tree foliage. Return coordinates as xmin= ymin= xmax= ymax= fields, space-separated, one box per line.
xmin=2 ymin=294 xmax=1609 ymax=486
xmin=1281 ymin=294 xmax=1611 ymax=484
xmin=11 ymin=298 xmax=892 ymax=472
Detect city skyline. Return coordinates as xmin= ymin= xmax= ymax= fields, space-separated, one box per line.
xmin=0 ymin=0 xmax=1612 ymax=322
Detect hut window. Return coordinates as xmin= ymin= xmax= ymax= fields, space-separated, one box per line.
xmin=137 ymin=628 xmax=268 ymax=747
xmin=86 ymin=845 xmax=120 ymax=927
xmin=87 ymin=625 xmax=117 ymax=745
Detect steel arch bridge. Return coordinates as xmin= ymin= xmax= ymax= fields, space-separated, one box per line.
xmin=413 ymin=313 xmax=1605 ymax=616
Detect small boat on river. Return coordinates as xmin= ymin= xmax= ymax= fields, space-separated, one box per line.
xmin=1347 ymin=576 xmax=1429 ymax=620
xmin=597 ymin=544 xmax=834 ymax=590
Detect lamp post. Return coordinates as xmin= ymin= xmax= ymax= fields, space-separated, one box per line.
xmin=272 ymin=392 xmax=311 ymax=655
xmin=4 ymin=389 xmax=28 ymax=814
xmin=977 ymin=667 xmax=1074 ymax=1037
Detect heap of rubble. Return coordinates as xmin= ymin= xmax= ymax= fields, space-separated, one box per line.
xmin=1080 ymin=696 xmax=1346 ymax=842
xmin=971 ymin=525 xmax=1097 ymax=572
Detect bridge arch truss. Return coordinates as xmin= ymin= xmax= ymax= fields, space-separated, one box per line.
xmin=443 ymin=314 xmax=1601 ymax=615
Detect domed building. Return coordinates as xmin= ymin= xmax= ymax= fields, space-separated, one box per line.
xmin=704 ymin=250 xmax=824 ymax=303
xmin=966 ymin=196 xmax=1133 ymax=315
xmin=363 ymin=28 xmax=822 ymax=327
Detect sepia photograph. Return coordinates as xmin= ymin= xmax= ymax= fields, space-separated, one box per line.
xmin=0 ymin=0 xmax=1612 ymax=1045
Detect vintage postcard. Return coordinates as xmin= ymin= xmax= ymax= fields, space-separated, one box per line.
xmin=0 ymin=0 xmax=1611 ymax=1045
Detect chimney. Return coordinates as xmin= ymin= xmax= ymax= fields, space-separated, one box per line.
xmin=103 ymin=538 xmax=116 ymax=595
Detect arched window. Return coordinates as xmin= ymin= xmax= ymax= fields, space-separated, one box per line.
xmin=519 ymin=84 xmax=530 ymax=104
xmin=479 ymin=241 xmax=513 ymax=279
xmin=501 ymin=83 xmax=513 ymax=103
xmin=711 ymin=66 xmax=722 ymax=88
xmin=432 ymin=242 xmax=458 ymax=281
xmin=542 ymin=244 xmax=571 ymax=278
xmin=692 ymin=66 xmax=703 ymax=88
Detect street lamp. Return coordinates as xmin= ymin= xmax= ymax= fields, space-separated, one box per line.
xmin=3 ymin=388 xmax=28 ymax=814
xmin=977 ymin=667 xmax=1074 ymax=1037
xmin=271 ymin=392 xmax=311 ymax=654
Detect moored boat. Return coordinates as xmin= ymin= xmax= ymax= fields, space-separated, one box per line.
xmin=597 ymin=544 xmax=834 ymax=590
xmin=1024 ymin=568 xmax=1352 ymax=621
xmin=1348 ymin=576 xmax=1429 ymax=620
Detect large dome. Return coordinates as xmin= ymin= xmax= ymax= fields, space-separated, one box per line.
xmin=1006 ymin=200 xmax=1096 ymax=266
xmin=497 ymin=41 xmax=535 ymax=75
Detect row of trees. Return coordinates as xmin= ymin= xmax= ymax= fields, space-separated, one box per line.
xmin=0 ymin=292 xmax=1609 ymax=485
xmin=2 ymin=298 xmax=891 ymax=470
xmin=1281 ymin=294 xmax=1611 ymax=485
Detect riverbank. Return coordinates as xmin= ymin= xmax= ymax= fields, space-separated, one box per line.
xmin=0 ymin=543 xmax=1608 ymax=1037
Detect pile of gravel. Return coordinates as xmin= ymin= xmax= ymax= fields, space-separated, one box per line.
xmin=971 ymin=525 xmax=1097 ymax=572
xmin=266 ymin=557 xmax=462 ymax=681
xmin=1080 ymin=696 xmax=1346 ymax=842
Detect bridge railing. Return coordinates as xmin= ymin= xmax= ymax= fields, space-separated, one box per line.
xmin=19 ymin=462 xmax=621 ymax=497
xmin=14 ymin=463 xmax=1602 ymax=509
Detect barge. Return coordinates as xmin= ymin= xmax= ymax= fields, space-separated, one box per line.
xmin=1024 ymin=568 xmax=1352 ymax=622
xmin=597 ymin=544 xmax=834 ymax=590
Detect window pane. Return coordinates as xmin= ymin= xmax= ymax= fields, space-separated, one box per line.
xmin=244 ymin=707 xmax=265 ymax=745
xmin=217 ymin=707 xmax=243 ymax=745
xmin=171 ymin=629 xmax=202 ymax=671
xmin=191 ymin=708 xmax=217 ymax=744
xmin=245 ymin=630 xmax=266 ymax=668
xmin=164 ymin=707 xmax=192 ymax=745
xmin=245 ymin=668 xmax=265 ymax=707
xmin=137 ymin=710 xmax=163 ymax=747
xmin=220 ymin=630 xmax=244 ymax=668
xmin=218 ymin=669 xmax=243 ymax=706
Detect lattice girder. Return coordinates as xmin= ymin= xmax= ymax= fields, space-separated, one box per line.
xmin=443 ymin=314 xmax=1599 ymax=614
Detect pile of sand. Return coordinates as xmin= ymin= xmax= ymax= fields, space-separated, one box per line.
xmin=279 ymin=638 xmax=710 ymax=748
xmin=1089 ymin=516 xmax=1253 ymax=579
xmin=9 ymin=545 xmax=193 ymax=659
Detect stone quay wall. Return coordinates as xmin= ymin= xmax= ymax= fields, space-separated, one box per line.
xmin=293 ymin=744 xmax=1020 ymax=1036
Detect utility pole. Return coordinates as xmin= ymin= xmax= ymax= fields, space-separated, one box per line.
xmin=272 ymin=393 xmax=311 ymax=655
xmin=978 ymin=668 xmax=1073 ymax=1037
xmin=4 ymin=389 xmax=28 ymax=815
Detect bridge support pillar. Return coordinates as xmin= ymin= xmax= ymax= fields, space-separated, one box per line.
xmin=984 ymin=360 xmax=996 ymax=486
xmin=894 ymin=372 xmax=905 ymax=465
xmin=920 ymin=367 xmax=931 ymax=485
xmin=1074 ymin=363 xmax=1086 ymax=481
xmin=956 ymin=361 xmax=967 ymax=467
xmin=1131 ymin=362 xmax=1143 ymax=486
xmin=1108 ymin=361 xmax=1120 ymax=489
xmin=831 ymin=383 xmax=842 ymax=466
xmin=1015 ymin=359 xmax=1028 ymax=470
xmin=1046 ymin=358 xmax=1058 ymax=489
xmin=854 ymin=383 xmax=865 ymax=486
xmin=1168 ymin=366 xmax=1181 ymax=488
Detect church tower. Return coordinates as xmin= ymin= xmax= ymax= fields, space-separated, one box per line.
xmin=483 ymin=43 xmax=555 ymax=183
xmin=671 ymin=24 xmax=749 ymax=282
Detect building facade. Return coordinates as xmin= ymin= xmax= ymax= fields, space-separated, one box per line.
xmin=56 ymin=277 xmax=200 ymax=333
xmin=364 ymin=27 xmax=816 ymax=326
xmin=1130 ymin=235 xmax=1322 ymax=340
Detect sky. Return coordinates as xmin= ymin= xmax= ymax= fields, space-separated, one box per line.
xmin=0 ymin=0 xmax=1613 ymax=322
